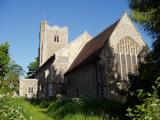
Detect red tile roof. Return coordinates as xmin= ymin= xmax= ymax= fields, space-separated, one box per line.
xmin=66 ymin=20 xmax=119 ymax=74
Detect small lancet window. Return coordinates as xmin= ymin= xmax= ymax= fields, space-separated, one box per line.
xmin=54 ymin=36 xmax=56 ymax=42
xmin=57 ymin=36 xmax=59 ymax=42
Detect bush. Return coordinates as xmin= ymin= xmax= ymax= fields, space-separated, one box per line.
xmin=46 ymin=97 xmax=124 ymax=120
xmin=63 ymin=113 xmax=119 ymax=120
xmin=39 ymin=100 xmax=50 ymax=108
xmin=127 ymin=77 xmax=160 ymax=119
xmin=0 ymin=96 xmax=27 ymax=120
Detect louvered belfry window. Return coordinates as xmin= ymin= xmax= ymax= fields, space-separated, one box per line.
xmin=54 ymin=35 xmax=59 ymax=42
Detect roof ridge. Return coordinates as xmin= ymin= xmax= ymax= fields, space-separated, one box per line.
xmin=66 ymin=19 xmax=119 ymax=74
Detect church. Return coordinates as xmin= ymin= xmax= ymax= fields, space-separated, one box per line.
xmin=34 ymin=13 xmax=148 ymax=101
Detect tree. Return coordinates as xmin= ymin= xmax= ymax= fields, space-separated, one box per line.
xmin=4 ymin=61 xmax=25 ymax=93
xmin=0 ymin=42 xmax=24 ymax=94
xmin=129 ymin=0 xmax=160 ymax=78
xmin=126 ymin=0 xmax=160 ymax=106
xmin=8 ymin=61 xmax=24 ymax=77
xmin=129 ymin=0 xmax=160 ymax=61
xmin=1 ymin=73 xmax=19 ymax=94
xmin=0 ymin=42 xmax=10 ymax=77
xmin=26 ymin=57 xmax=39 ymax=78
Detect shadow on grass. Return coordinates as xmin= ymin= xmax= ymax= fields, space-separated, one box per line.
xmin=30 ymin=97 xmax=128 ymax=120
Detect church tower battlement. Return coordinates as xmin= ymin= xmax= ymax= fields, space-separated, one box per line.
xmin=39 ymin=21 xmax=68 ymax=66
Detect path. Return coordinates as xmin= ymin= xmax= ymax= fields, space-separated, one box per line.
xmin=18 ymin=99 xmax=53 ymax=120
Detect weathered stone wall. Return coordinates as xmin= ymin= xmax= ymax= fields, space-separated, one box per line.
xmin=36 ymin=57 xmax=54 ymax=98
xmin=66 ymin=62 xmax=98 ymax=98
xmin=36 ymin=31 xmax=92 ymax=99
xmin=54 ymin=31 xmax=92 ymax=72
xmin=39 ymin=21 xmax=68 ymax=66
xmin=65 ymin=13 xmax=148 ymax=101
xmin=19 ymin=79 xmax=38 ymax=98
xmin=98 ymin=13 xmax=148 ymax=101
xmin=109 ymin=13 xmax=146 ymax=51
xmin=98 ymin=41 xmax=121 ymax=101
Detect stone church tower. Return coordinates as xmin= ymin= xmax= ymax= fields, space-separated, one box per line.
xmin=39 ymin=21 xmax=68 ymax=66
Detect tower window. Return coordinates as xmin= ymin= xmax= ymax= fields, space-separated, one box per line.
xmin=54 ymin=35 xmax=59 ymax=42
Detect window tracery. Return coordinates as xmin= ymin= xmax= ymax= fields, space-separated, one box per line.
xmin=116 ymin=37 xmax=140 ymax=80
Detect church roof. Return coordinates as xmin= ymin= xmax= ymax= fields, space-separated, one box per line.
xmin=66 ymin=19 xmax=119 ymax=74
xmin=35 ymin=55 xmax=55 ymax=74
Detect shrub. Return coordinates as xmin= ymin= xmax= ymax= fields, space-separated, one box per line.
xmin=63 ymin=113 xmax=100 ymax=120
xmin=127 ymin=77 xmax=160 ymax=119
xmin=46 ymin=97 xmax=123 ymax=120
xmin=0 ymin=96 xmax=27 ymax=120
xmin=39 ymin=100 xmax=50 ymax=108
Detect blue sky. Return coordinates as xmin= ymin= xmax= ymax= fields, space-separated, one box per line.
xmin=0 ymin=0 xmax=152 ymax=74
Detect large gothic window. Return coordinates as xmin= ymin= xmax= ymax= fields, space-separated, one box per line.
xmin=116 ymin=37 xmax=140 ymax=81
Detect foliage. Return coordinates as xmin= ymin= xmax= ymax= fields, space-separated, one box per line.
xmin=126 ymin=0 xmax=160 ymax=107
xmin=0 ymin=42 xmax=10 ymax=77
xmin=0 ymin=62 xmax=24 ymax=95
xmin=129 ymin=0 xmax=160 ymax=42
xmin=0 ymin=95 xmax=125 ymax=120
xmin=63 ymin=113 xmax=119 ymax=120
xmin=0 ymin=42 xmax=26 ymax=119
xmin=63 ymin=113 xmax=102 ymax=120
xmin=127 ymin=77 xmax=160 ymax=120
xmin=1 ymin=72 xmax=19 ymax=94
xmin=3 ymin=61 xmax=25 ymax=94
xmin=0 ymin=96 xmax=26 ymax=120
xmin=16 ymin=98 xmax=52 ymax=120
xmin=0 ymin=42 xmax=24 ymax=96
xmin=8 ymin=61 xmax=25 ymax=77
xmin=129 ymin=0 xmax=160 ymax=73
xmin=26 ymin=57 xmax=39 ymax=78
xmin=39 ymin=100 xmax=51 ymax=108
xmin=37 ymin=98 xmax=125 ymax=120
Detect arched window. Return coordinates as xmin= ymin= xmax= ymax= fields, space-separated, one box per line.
xmin=54 ymin=35 xmax=59 ymax=42
xmin=116 ymin=37 xmax=139 ymax=55
xmin=116 ymin=37 xmax=140 ymax=80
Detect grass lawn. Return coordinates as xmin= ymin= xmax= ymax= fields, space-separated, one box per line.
xmin=16 ymin=98 xmax=53 ymax=120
